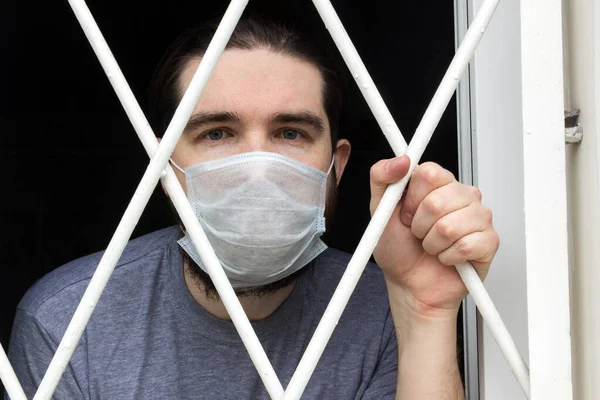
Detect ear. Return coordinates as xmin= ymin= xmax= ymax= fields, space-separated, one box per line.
xmin=333 ymin=139 xmax=351 ymax=185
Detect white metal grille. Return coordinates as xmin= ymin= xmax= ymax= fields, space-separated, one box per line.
xmin=0 ymin=1 xmax=532 ymax=399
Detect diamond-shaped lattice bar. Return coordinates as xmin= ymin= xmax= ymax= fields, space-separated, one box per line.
xmin=2 ymin=0 xmax=530 ymax=400
xmin=284 ymin=0 xmax=530 ymax=399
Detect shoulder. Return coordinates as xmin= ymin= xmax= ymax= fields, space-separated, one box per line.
xmin=18 ymin=226 xmax=180 ymax=317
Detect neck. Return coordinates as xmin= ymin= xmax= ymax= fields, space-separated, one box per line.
xmin=183 ymin=260 xmax=296 ymax=321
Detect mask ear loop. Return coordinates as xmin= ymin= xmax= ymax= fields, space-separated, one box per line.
xmin=326 ymin=155 xmax=335 ymax=175
xmin=170 ymin=159 xmax=185 ymax=174
xmin=320 ymin=155 xmax=336 ymax=232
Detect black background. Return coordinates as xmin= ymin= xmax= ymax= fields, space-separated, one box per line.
xmin=1 ymin=0 xmax=458 ymax=394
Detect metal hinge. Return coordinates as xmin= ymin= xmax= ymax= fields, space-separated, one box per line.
xmin=565 ymin=109 xmax=583 ymax=144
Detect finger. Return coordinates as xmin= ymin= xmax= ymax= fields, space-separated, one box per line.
xmin=421 ymin=203 xmax=493 ymax=254
xmin=437 ymin=230 xmax=500 ymax=276
xmin=411 ymin=183 xmax=483 ymax=239
xmin=369 ymin=155 xmax=410 ymax=215
xmin=400 ymin=162 xmax=456 ymax=226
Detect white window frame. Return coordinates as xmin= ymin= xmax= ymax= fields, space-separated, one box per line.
xmin=521 ymin=0 xmax=573 ymax=398
xmin=469 ymin=0 xmax=574 ymax=398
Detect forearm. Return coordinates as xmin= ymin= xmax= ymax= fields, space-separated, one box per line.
xmin=387 ymin=283 xmax=464 ymax=400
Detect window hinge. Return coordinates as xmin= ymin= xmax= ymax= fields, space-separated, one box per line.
xmin=565 ymin=109 xmax=583 ymax=144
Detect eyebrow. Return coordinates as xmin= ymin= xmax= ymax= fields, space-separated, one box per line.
xmin=271 ymin=111 xmax=326 ymax=132
xmin=183 ymin=110 xmax=326 ymax=133
xmin=184 ymin=111 xmax=242 ymax=131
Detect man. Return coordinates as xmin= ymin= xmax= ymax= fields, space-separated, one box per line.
xmin=7 ymin=18 xmax=498 ymax=399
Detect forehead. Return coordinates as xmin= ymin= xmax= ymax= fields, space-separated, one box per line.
xmin=177 ymin=48 xmax=327 ymax=123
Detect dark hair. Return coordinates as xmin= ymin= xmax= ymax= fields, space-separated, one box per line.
xmin=148 ymin=17 xmax=346 ymax=149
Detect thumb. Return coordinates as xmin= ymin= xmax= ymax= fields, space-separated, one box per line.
xmin=369 ymin=155 xmax=411 ymax=215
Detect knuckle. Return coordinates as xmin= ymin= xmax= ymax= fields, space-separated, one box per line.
xmin=423 ymin=194 xmax=444 ymax=215
xmin=455 ymin=238 xmax=473 ymax=257
xmin=415 ymin=162 xmax=440 ymax=184
xmin=469 ymin=185 xmax=483 ymax=201
xmin=436 ymin=219 xmax=456 ymax=239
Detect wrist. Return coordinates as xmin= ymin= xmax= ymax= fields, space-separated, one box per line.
xmin=385 ymin=279 xmax=461 ymax=319
xmin=384 ymin=280 xmax=459 ymax=346
xmin=387 ymin=281 xmax=464 ymax=399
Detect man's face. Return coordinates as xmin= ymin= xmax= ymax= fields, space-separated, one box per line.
xmin=171 ymin=48 xmax=348 ymax=191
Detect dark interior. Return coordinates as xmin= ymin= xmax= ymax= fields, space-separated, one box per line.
xmin=0 ymin=0 xmax=459 ymax=394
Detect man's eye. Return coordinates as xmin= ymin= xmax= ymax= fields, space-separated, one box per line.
xmin=281 ymin=129 xmax=301 ymax=140
xmin=204 ymin=129 xmax=226 ymax=141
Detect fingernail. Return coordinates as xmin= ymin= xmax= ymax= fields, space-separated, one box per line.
xmin=401 ymin=212 xmax=413 ymax=226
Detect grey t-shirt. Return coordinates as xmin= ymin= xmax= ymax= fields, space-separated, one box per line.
xmin=7 ymin=227 xmax=397 ymax=399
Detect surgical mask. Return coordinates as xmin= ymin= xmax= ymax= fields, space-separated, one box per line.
xmin=173 ymin=152 xmax=332 ymax=289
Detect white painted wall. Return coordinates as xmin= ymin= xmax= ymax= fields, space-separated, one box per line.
xmin=564 ymin=0 xmax=600 ymax=399
xmin=470 ymin=0 xmax=529 ymax=398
